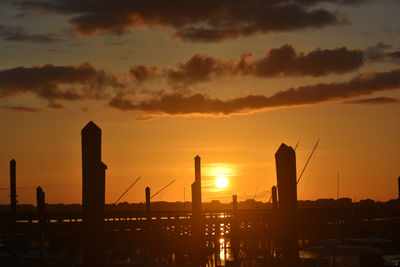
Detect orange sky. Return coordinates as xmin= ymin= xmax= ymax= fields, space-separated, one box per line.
xmin=0 ymin=0 xmax=399 ymax=204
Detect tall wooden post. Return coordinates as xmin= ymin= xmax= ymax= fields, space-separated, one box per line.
xmin=191 ymin=155 xmax=203 ymax=266
xmin=9 ymin=159 xmax=17 ymax=267
xmin=275 ymin=143 xmax=298 ymax=266
xmin=82 ymin=121 xmax=107 ymax=267
xmin=398 ymin=176 xmax=400 ymax=200
xmin=271 ymin=185 xmax=278 ymax=212
xmin=36 ymin=186 xmax=45 ymax=261
xmin=231 ymin=194 xmax=239 ymax=265
xmin=145 ymin=186 xmax=151 ymax=213
xmin=36 ymin=187 xmax=45 ymax=219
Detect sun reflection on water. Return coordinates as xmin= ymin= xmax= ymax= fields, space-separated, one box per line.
xmin=217 ymin=224 xmax=232 ymax=266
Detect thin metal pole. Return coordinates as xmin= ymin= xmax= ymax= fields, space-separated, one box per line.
xmin=297 ymin=138 xmax=320 ymax=184
xmin=151 ymin=179 xmax=176 ymax=200
xmin=113 ymin=176 xmax=142 ymax=205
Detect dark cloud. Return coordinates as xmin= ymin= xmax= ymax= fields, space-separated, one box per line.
xmin=130 ymin=65 xmax=160 ymax=83
xmin=16 ymin=0 xmax=361 ymax=42
xmin=296 ymin=0 xmax=366 ymax=5
xmin=166 ymin=54 xmax=235 ymax=85
xmin=386 ymin=51 xmax=400 ymax=62
xmin=365 ymin=43 xmax=400 ymax=63
xmin=0 ymin=63 xmax=124 ymax=107
xmin=166 ymin=45 xmax=364 ymax=86
xmin=0 ymin=24 xmax=59 ymax=43
xmin=109 ymin=69 xmax=400 ymax=118
xmin=342 ymin=96 xmax=400 ymax=105
xmin=252 ymin=45 xmax=364 ymax=77
xmin=172 ymin=5 xmax=339 ymax=43
xmin=365 ymin=42 xmax=392 ymax=61
xmin=0 ymin=105 xmax=42 ymax=112
xmin=108 ymin=92 xmax=136 ymax=111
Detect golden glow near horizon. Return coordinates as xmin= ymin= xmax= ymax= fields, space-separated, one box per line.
xmin=200 ymin=163 xmax=237 ymax=197
xmin=215 ymin=176 xmax=228 ymax=189
xmin=204 ymin=163 xmax=236 ymax=192
xmin=204 ymin=163 xmax=237 ymax=178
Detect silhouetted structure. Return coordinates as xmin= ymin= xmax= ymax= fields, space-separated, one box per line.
xmin=231 ymin=194 xmax=239 ymax=264
xmin=275 ymin=143 xmax=299 ymax=266
xmin=2 ymin=122 xmax=400 ymax=266
xmin=9 ymin=159 xmax=16 ymax=267
xmin=36 ymin=186 xmax=45 ymax=215
xmin=81 ymin=121 xmax=107 ymax=267
xmin=36 ymin=186 xmax=46 ymax=261
xmin=232 ymin=194 xmax=238 ymax=211
xmin=267 ymin=185 xmax=278 ymax=258
xmin=36 ymin=186 xmax=45 ymax=227
xmin=192 ymin=155 xmax=202 ymax=214
xmin=191 ymin=155 xmax=204 ymax=266
xmin=398 ymin=176 xmax=400 ymax=200
xmin=145 ymin=186 xmax=151 ymax=213
xmin=271 ymin=185 xmax=278 ymax=212
xmin=10 ymin=159 xmax=17 ymax=214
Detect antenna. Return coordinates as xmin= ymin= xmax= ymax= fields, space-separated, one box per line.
xmin=113 ymin=176 xmax=142 ymax=205
xmin=294 ymin=140 xmax=300 ymax=151
xmin=254 ymin=184 xmax=259 ymax=200
xmin=268 ymin=185 xmax=275 ymax=203
xmin=151 ymin=179 xmax=176 ymax=200
xmin=297 ymin=138 xmax=320 ymax=184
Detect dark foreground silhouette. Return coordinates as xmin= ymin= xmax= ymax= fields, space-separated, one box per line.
xmin=1 ymin=121 xmax=399 ymax=267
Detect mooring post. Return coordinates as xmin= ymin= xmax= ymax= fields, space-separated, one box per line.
xmin=397 ymin=176 xmax=400 ymax=200
xmin=145 ymin=186 xmax=151 ymax=213
xmin=81 ymin=121 xmax=107 ymax=267
xmin=275 ymin=143 xmax=299 ymax=266
xmin=9 ymin=159 xmax=17 ymax=267
xmin=145 ymin=186 xmax=152 ymax=257
xmin=36 ymin=186 xmax=45 ymax=222
xmin=36 ymin=186 xmax=46 ymax=262
xmin=191 ymin=155 xmax=204 ymax=266
xmin=231 ymin=194 xmax=239 ymax=265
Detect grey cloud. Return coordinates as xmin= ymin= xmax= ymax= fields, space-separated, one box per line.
xmin=0 ymin=62 xmax=124 ymax=107
xmin=0 ymin=24 xmax=59 ymax=43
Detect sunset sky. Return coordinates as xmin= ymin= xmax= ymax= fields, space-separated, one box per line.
xmin=0 ymin=0 xmax=399 ymax=205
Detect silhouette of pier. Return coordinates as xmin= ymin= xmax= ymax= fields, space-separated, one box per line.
xmin=1 ymin=121 xmax=400 ymax=267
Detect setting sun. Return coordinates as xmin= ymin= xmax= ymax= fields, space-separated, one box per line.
xmin=216 ymin=176 xmax=228 ymax=188
xmin=0 ymin=0 xmax=399 ymax=265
